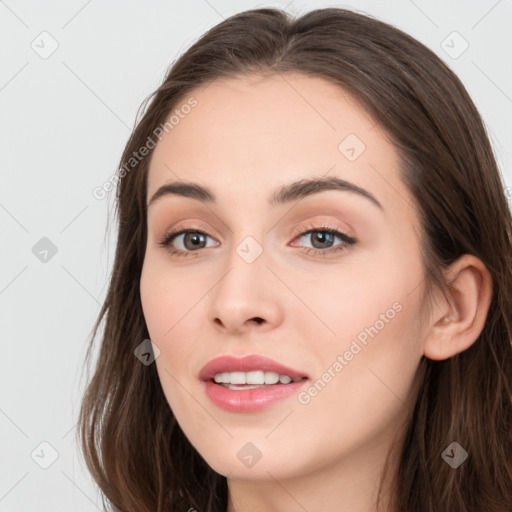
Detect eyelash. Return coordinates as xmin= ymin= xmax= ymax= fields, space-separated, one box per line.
xmin=158 ymin=222 xmax=357 ymax=258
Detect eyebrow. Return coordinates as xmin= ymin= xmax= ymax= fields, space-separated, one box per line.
xmin=147 ymin=176 xmax=383 ymax=210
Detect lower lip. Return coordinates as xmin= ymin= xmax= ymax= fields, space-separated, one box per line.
xmin=203 ymin=379 xmax=308 ymax=412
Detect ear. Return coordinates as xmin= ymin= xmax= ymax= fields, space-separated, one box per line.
xmin=423 ymin=254 xmax=493 ymax=361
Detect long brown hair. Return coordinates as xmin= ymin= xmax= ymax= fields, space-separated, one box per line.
xmin=78 ymin=8 xmax=512 ymax=511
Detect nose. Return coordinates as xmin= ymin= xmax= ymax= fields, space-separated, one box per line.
xmin=207 ymin=246 xmax=284 ymax=335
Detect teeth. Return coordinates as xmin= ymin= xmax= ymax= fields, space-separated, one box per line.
xmin=213 ymin=371 xmax=301 ymax=385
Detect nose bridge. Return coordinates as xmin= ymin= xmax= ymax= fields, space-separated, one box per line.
xmin=207 ymin=231 xmax=281 ymax=331
xmin=213 ymin=233 xmax=267 ymax=307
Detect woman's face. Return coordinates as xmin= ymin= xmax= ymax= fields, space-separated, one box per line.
xmin=140 ymin=73 xmax=427 ymax=482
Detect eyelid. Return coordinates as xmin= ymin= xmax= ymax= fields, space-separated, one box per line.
xmin=289 ymin=220 xmax=354 ymax=241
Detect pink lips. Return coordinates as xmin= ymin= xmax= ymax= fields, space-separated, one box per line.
xmin=199 ymin=355 xmax=308 ymax=382
xmin=199 ymin=355 xmax=309 ymax=413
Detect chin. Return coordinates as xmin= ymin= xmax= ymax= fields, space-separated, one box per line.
xmin=196 ymin=443 xmax=307 ymax=481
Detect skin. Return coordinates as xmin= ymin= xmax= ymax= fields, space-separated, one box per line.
xmin=140 ymin=73 xmax=492 ymax=512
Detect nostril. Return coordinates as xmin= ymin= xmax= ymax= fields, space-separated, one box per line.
xmin=252 ymin=317 xmax=264 ymax=324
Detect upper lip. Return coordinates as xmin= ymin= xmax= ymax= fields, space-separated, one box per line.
xmin=199 ymin=355 xmax=309 ymax=381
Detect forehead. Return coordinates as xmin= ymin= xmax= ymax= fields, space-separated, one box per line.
xmin=149 ymin=73 xmax=376 ymax=174
xmin=146 ymin=73 xmax=414 ymax=220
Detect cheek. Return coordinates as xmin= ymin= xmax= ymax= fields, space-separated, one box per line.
xmin=140 ymin=264 xmax=196 ymax=419
xmin=291 ymin=296 xmax=423 ymax=465
xmin=294 ymin=246 xmax=425 ymax=407
xmin=301 ymin=276 xmax=424 ymax=413
xmin=140 ymin=254 xmax=203 ymax=340
xmin=140 ymin=255 xmax=207 ymax=391
xmin=286 ymin=254 xmax=408 ymax=346
xmin=328 ymin=237 xmax=423 ymax=349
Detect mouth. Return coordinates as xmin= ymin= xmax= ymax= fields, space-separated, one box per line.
xmin=199 ymin=354 xmax=309 ymax=381
xmin=212 ymin=370 xmax=305 ymax=390
xmin=199 ymin=355 xmax=309 ymax=412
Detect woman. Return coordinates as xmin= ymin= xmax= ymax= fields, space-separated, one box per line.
xmin=78 ymin=7 xmax=512 ymax=512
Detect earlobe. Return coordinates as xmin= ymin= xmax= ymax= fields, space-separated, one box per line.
xmin=422 ymin=254 xmax=492 ymax=361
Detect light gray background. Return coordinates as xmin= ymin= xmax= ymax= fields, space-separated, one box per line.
xmin=1 ymin=0 xmax=511 ymax=510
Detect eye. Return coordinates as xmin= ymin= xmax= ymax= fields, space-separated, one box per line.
xmin=158 ymin=223 xmax=357 ymax=258
xmin=158 ymin=228 xmax=218 ymax=257
xmin=291 ymin=223 xmax=356 ymax=257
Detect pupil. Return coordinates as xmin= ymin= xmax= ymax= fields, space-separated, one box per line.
xmin=185 ymin=232 xmax=205 ymax=250
xmin=312 ymin=231 xmax=333 ymax=249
